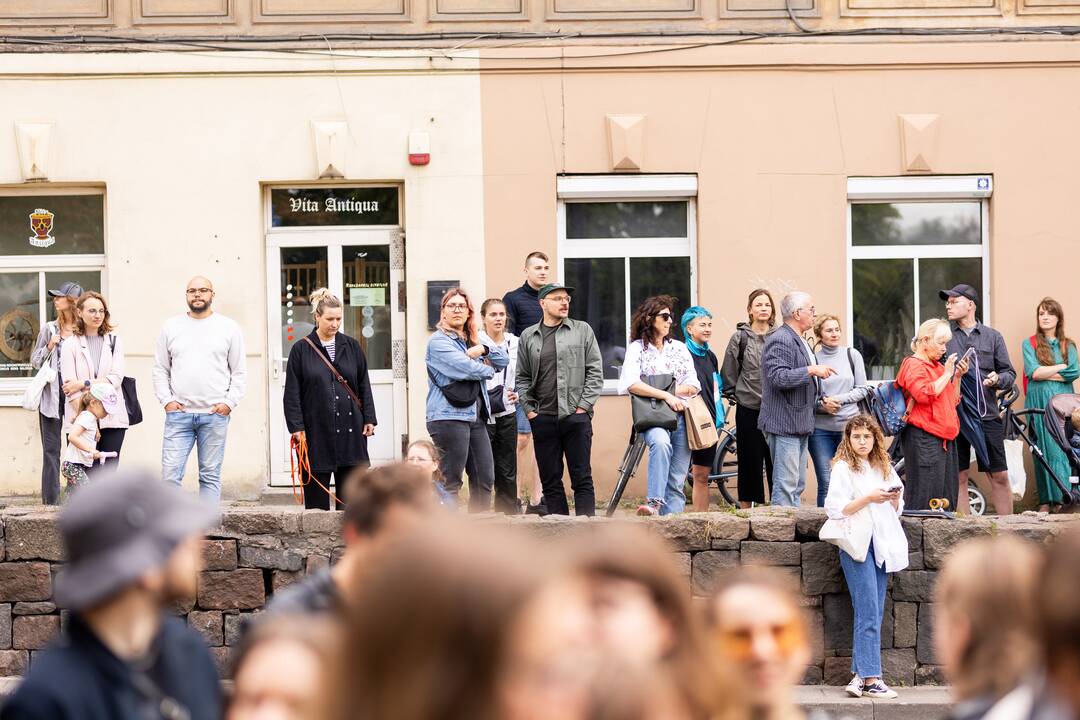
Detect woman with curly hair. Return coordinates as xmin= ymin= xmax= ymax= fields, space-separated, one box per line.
xmin=617 ymin=295 xmax=700 ymax=516
xmin=823 ymin=414 xmax=908 ymax=700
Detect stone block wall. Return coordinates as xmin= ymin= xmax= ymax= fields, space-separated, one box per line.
xmin=0 ymin=505 xmax=1076 ymax=685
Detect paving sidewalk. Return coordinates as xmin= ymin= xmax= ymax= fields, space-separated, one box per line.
xmin=797 ymin=686 xmax=952 ymax=719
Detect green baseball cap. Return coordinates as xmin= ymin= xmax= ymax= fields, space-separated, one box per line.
xmin=538 ymin=283 xmax=575 ymax=300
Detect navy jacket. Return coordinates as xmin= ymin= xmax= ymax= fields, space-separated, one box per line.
xmin=502 ymin=282 xmax=543 ymax=335
xmin=284 ymin=330 xmax=377 ymax=473
xmin=758 ymin=323 xmax=818 ymax=437
xmin=0 ymin=614 xmax=221 ymax=720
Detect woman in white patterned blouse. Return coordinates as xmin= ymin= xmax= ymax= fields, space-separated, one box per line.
xmin=618 ymin=295 xmax=700 ymax=516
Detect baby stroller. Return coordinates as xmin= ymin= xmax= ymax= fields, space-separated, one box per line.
xmin=1044 ymin=393 xmax=1080 ymax=505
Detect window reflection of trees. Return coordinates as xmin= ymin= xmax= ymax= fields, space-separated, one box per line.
xmin=567 ymin=202 xmax=687 ymax=239
xmin=852 ymin=203 xmax=980 ymax=247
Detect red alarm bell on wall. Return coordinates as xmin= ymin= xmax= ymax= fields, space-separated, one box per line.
xmin=409 ymin=131 xmax=430 ymax=166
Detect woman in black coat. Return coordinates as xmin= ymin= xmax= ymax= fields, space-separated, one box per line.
xmin=284 ymin=288 xmax=377 ymax=510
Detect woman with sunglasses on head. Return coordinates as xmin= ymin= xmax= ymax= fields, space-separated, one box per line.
xmin=30 ymin=281 xmax=83 ymax=504
xmin=618 ymin=295 xmax=700 ymax=516
xmin=58 ymin=291 xmax=129 ymax=477
xmin=425 ymin=288 xmax=508 ymax=512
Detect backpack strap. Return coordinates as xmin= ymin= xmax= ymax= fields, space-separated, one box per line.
xmin=737 ymin=331 xmax=748 ymax=376
xmin=847 ymin=347 xmax=856 ymax=376
xmin=1023 ymin=335 xmax=1039 ymax=394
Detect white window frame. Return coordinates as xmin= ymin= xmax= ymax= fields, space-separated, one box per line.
xmin=0 ymin=187 xmax=107 ymax=405
xmin=846 ymin=175 xmax=991 ymax=375
xmin=556 ymin=175 xmax=698 ymax=392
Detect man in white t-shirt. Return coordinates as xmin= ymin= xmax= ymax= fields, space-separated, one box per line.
xmin=152 ymin=276 xmax=246 ymax=502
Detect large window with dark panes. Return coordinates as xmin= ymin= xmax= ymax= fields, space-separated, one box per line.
xmin=0 ymin=190 xmax=105 ymax=397
xmin=847 ymin=176 xmax=990 ymax=380
xmin=557 ymin=175 xmax=697 ymax=389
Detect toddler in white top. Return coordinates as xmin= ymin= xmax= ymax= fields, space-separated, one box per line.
xmin=61 ymin=383 xmax=119 ymax=499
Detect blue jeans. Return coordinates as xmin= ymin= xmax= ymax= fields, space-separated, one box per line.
xmin=839 ymin=543 xmax=889 ymax=679
xmin=765 ymin=433 xmax=808 ymax=507
xmin=162 ymin=411 xmax=230 ymax=503
xmin=643 ymin=415 xmax=691 ymax=515
xmin=809 ymin=429 xmax=843 ymax=508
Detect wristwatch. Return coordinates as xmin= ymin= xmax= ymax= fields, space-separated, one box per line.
xmin=481 ymin=346 xmax=490 ymax=356
xmin=83 ymin=379 xmax=90 ymax=389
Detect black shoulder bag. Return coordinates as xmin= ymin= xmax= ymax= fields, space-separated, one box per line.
xmin=109 ymin=335 xmax=143 ymax=426
xmin=429 ymin=336 xmax=482 ymax=409
xmin=631 ymin=373 xmax=678 ymax=432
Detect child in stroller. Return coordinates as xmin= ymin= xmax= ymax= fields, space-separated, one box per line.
xmin=1045 ymin=394 xmax=1080 ymax=498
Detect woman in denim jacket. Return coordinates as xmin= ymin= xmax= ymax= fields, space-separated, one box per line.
xmin=426 ymin=287 xmax=508 ymax=512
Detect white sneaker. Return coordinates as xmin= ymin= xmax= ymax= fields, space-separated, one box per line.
xmin=862 ymin=680 xmax=898 ymax=699
xmin=845 ymin=674 xmax=863 ymax=698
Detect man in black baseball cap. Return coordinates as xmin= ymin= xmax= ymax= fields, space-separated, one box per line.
xmin=939 ymin=283 xmax=1017 ymax=517
xmin=1 ymin=470 xmax=222 ymax=720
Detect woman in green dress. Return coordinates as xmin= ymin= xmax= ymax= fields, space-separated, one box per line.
xmin=1022 ymin=297 xmax=1079 ymax=511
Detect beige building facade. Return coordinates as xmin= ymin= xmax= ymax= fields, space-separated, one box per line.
xmin=1 ymin=1 xmax=1078 ymax=503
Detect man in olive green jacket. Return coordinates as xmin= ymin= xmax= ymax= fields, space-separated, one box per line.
xmin=515 ymin=283 xmax=604 ymax=516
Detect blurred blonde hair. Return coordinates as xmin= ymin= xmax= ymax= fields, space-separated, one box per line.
xmin=934 ymin=535 xmax=1044 ymax=702
xmin=911 ymin=318 xmax=951 ymax=353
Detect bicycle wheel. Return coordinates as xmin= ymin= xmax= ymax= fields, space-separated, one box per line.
xmin=711 ymin=432 xmax=741 ymax=506
xmin=967 ymin=481 xmax=986 ymax=517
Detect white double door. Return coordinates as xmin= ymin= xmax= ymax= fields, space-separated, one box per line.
xmin=266 ymin=228 xmax=406 ymax=486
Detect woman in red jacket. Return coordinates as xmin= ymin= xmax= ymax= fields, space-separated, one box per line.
xmin=896 ymin=319 xmax=968 ymax=511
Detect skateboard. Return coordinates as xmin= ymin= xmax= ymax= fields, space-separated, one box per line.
xmin=902 ymin=497 xmax=956 ymax=519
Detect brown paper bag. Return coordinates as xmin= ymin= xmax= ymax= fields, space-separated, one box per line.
xmin=684 ymin=395 xmax=719 ymax=450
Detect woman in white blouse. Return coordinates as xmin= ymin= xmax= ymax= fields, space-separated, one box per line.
xmin=824 ymin=414 xmax=908 ymax=701
xmin=618 ymin=295 xmax=700 ymax=516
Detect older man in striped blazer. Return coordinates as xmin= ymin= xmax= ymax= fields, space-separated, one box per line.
xmin=758 ymin=291 xmax=837 ymax=507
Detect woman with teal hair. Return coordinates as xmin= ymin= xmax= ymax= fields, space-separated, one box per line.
xmin=681 ymin=305 xmax=724 ymax=512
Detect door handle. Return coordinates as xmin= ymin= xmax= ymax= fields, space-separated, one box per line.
xmin=272 ymin=357 xmax=284 ymax=380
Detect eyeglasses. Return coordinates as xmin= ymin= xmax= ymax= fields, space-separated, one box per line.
xmin=715 ymin=620 xmax=805 ymax=660
xmin=656 ymin=312 xmax=673 ymax=321
xmin=186 ymin=288 xmax=212 ymax=296
xmin=444 ymin=303 xmax=469 ymax=311
xmin=544 ymin=295 xmax=571 ymax=304
xmin=84 ymin=309 xmax=106 ymax=316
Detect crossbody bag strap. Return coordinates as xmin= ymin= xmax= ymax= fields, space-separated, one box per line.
xmin=303 ymin=336 xmax=364 ymax=411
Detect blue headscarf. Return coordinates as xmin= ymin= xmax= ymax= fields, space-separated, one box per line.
xmin=680 ymin=306 xmax=713 ymax=357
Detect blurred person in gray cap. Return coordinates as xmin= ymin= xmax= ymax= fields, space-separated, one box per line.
xmin=0 ymin=469 xmax=222 ymax=720
xmin=941 ymin=283 xmax=1017 ymax=516
xmin=28 ymin=280 xmax=83 ymax=505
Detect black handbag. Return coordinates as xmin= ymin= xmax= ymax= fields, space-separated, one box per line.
xmin=487 ymin=366 xmax=508 ymax=415
xmin=109 ymin=336 xmax=143 ymax=426
xmin=631 ymin=373 xmax=678 ymax=432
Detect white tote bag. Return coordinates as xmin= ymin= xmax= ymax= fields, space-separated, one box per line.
xmin=1004 ymin=438 xmax=1027 ymax=499
xmin=21 ymin=358 xmax=56 ymax=412
xmin=819 ymin=508 xmax=873 ymax=562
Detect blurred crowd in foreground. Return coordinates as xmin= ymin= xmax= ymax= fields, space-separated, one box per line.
xmin=3 ymin=466 xmax=1080 ymax=720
